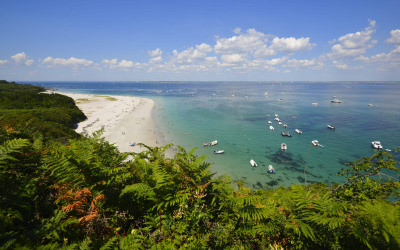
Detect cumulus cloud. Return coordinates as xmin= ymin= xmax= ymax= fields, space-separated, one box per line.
xmin=221 ymin=54 xmax=245 ymax=64
xmin=148 ymin=48 xmax=162 ymax=58
xmin=171 ymin=43 xmax=213 ymax=64
xmin=328 ymin=20 xmax=376 ymax=58
xmin=214 ymin=28 xmax=267 ymax=55
xmin=285 ymin=57 xmax=324 ymax=70
xmin=102 ymin=58 xmax=140 ymax=70
xmin=42 ymin=56 xmax=94 ymax=68
xmin=387 ymin=29 xmax=400 ymax=44
xmin=269 ymin=37 xmax=315 ymax=53
xmin=11 ymin=52 xmax=34 ymax=66
xmin=0 ymin=59 xmax=8 ymax=65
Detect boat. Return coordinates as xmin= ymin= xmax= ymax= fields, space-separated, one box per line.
xmin=213 ymin=150 xmax=225 ymax=154
xmin=311 ymin=140 xmax=319 ymax=146
xmin=295 ymin=129 xmax=302 ymax=134
xmin=283 ymin=124 xmax=287 ymax=128
xmin=268 ymin=121 xmax=272 ymax=124
xmin=274 ymin=117 xmax=280 ymax=121
xmin=250 ymin=159 xmax=257 ymax=167
xmin=268 ymin=165 xmax=276 ymax=174
xmin=203 ymin=142 xmax=209 ymax=147
xmin=281 ymin=143 xmax=287 ymax=151
xmin=281 ymin=131 xmax=292 ymax=137
xmin=371 ymin=141 xmax=383 ymax=150
xmin=269 ymin=126 xmax=274 ymax=131
xmin=278 ymin=121 xmax=282 ymax=125
xmin=210 ymin=140 xmax=218 ymax=146
xmin=327 ymin=124 xmax=335 ymax=129
xmin=331 ymin=96 xmax=342 ymax=103
xmin=312 ymin=102 xmax=319 ymax=106
xmin=275 ymin=114 xmax=279 ymax=117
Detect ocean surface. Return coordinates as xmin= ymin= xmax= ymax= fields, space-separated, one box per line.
xmin=26 ymin=81 xmax=400 ymax=189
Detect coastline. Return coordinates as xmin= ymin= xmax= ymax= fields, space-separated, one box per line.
xmin=53 ymin=91 xmax=159 ymax=153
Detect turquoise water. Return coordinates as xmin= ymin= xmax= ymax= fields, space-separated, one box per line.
xmin=29 ymin=81 xmax=400 ymax=189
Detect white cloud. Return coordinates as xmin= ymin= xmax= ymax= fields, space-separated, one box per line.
xmin=149 ymin=56 xmax=162 ymax=64
xmin=11 ymin=52 xmax=34 ymax=66
xmin=148 ymin=48 xmax=162 ymax=57
xmin=221 ymin=54 xmax=245 ymax=64
xmin=171 ymin=43 xmax=213 ymax=64
xmin=214 ymin=28 xmax=267 ymax=55
xmin=0 ymin=59 xmax=8 ymax=65
xmin=357 ymin=45 xmax=400 ymax=64
xmin=285 ymin=57 xmax=324 ymax=70
xmin=269 ymin=37 xmax=315 ymax=53
xmin=42 ymin=56 xmax=93 ymax=68
xmin=387 ymin=29 xmax=400 ymax=44
xmin=102 ymin=58 xmax=140 ymax=70
xmin=328 ymin=20 xmax=376 ymax=58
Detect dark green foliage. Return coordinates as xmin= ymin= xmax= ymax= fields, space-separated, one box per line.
xmin=0 ymin=81 xmax=399 ymax=249
xmin=0 ymin=80 xmax=86 ymax=143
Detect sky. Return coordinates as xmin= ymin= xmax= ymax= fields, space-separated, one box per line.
xmin=1 ymin=0 xmax=400 ymax=81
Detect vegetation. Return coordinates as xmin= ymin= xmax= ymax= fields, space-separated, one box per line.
xmin=1 ymin=81 xmax=399 ymax=249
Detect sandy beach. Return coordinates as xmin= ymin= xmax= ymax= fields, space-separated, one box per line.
xmin=54 ymin=91 xmax=158 ymax=153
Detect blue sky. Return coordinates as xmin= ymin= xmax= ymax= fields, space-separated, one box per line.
xmin=1 ymin=0 xmax=400 ymax=81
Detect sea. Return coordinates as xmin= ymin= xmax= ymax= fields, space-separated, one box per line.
xmin=24 ymin=81 xmax=400 ymax=190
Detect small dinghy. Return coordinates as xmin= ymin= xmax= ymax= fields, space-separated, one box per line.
xmin=281 ymin=143 xmax=287 ymax=151
xmin=250 ymin=159 xmax=257 ymax=167
xmin=213 ymin=150 xmax=224 ymax=154
xmin=268 ymin=165 xmax=276 ymax=174
xmin=295 ymin=129 xmax=302 ymax=134
xmin=209 ymin=140 xmax=218 ymax=146
xmin=269 ymin=126 xmax=274 ymax=131
xmin=312 ymin=140 xmax=319 ymax=146
xmin=283 ymin=124 xmax=287 ymax=128
xmin=281 ymin=131 xmax=292 ymax=137
xmin=268 ymin=121 xmax=272 ymax=124
xmin=327 ymin=124 xmax=335 ymax=129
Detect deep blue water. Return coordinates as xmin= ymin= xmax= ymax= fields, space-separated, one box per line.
xmin=25 ymin=81 xmax=400 ymax=189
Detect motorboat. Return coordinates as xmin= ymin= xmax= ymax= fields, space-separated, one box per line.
xmin=210 ymin=140 xmax=218 ymax=146
xmin=268 ymin=165 xmax=276 ymax=174
xmin=250 ymin=159 xmax=257 ymax=167
xmin=327 ymin=124 xmax=335 ymax=129
xmin=311 ymin=140 xmax=319 ymax=146
xmin=274 ymin=117 xmax=280 ymax=121
xmin=268 ymin=121 xmax=272 ymax=124
xmin=281 ymin=143 xmax=287 ymax=151
xmin=283 ymin=124 xmax=287 ymax=128
xmin=203 ymin=142 xmax=209 ymax=147
xmin=281 ymin=131 xmax=292 ymax=137
xmin=213 ymin=150 xmax=225 ymax=154
xmin=295 ymin=129 xmax=302 ymax=134
xmin=275 ymin=114 xmax=279 ymax=117
xmin=269 ymin=126 xmax=275 ymax=131
xmin=371 ymin=141 xmax=383 ymax=150
xmin=331 ymin=96 xmax=342 ymax=103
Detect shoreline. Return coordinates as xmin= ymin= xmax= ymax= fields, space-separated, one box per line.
xmin=53 ymin=91 xmax=160 ymax=153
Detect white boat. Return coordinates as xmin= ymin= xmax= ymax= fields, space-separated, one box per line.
xmin=250 ymin=159 xmax=257 ymax=167
xmin=213 ymin=150 xmax=224 ymax=154
xmin=274 ymin=117 xmax=279 ymax=121
xmin=331 ymin=96 xmax=342 ymax=103
xmin=281 ymin=143 xmax=287 ymax=151
xmin=278 ymin=121 xmax=282 ymax=125
xmin=327 ymin=124 xmax=335 ymax=129
xmin=268 ymin=121 xmax=272 ymax=124
xmin=210 ymin=140 xmax=218 ymax=146
xmin=275 ymin=114 xmax=279 ymax=117
xmin=312 ymin=140 xmax=319 ymax=146
xmin=269 ymin=126 xmax=274 ymax=131
xmin=371 ymin=141 xmax=383 ymax=150
xmin=295 ymin=129 xmax=302 ymax=134
xmin=283 ymin=124 xmax=287 ymax=128
xmin=268 ymin=165 xmax=276 ymax=174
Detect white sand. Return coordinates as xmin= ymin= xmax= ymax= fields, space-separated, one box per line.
xmin=52 ymin=91 xmax=158 ymax=153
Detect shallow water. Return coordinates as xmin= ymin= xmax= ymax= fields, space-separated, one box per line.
xmin=29 ymin=81 xmax=400 ymax=189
